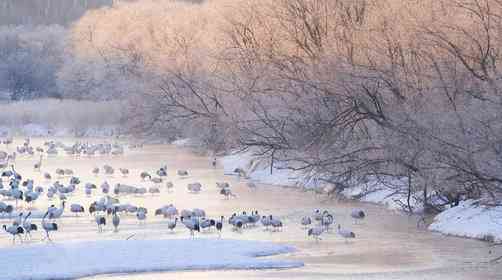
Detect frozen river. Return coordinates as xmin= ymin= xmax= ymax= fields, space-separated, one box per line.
xmin=0 ymin=138 xmax=499 ymax=279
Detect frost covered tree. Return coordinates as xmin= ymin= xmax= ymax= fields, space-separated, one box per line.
xmin=0 ymin=25 xmax=67 ymax=100
xmin=63 ymin=0 xmax=502 ymax=205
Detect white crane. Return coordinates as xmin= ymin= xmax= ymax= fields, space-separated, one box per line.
xmin=64 ymin=169 xmax=74 ymax=176
xmin=42 ymin=211 xmax=58 ymax=242
xmin=48 ymin=201 xmax=65 ymax=220
xmin=220 ymin=187 xmax=236 ymax=199
xmin=167 ymin=218 xmax=177 ymax=232
xmin=24 ymin=191 xmax=39 ymax=209
xmin=216 ymin=216 xmax=224 ymax=237
xmin=337 ymin=224 xmax=356 ymax=242
xmin=119 ymin=168 xmax=129 ymax=177
xmin=140 ymin=171 xmax=151 ymax=181
xmin=136 ymin=209 xmax=147 ymax=224
xmin=270 ymin=216 xmax=283 ymax=232
xmin=261 ymin=215 xmax=271 ymax=230
xmin=321 ymin=212 xmax=334 ymax=231
xmin=103 ymin=165 xmax=114 ymax=176
xmin=70 ymin=204 xmax=85 ymax=217
xmin=187 ymin=183 xmax=202 ymax=193
xmin=177 ymin=170 xmax=189 ymax=177
xmin=148 ymin=186 xmax=161 ymax=195
xmin=200 ymin=218 xmax=216 ymax=231
xmin=96 ymin=215 xmax=106 ymax=233
xmin=156 ymin=167 xmax=167 ymax=177
xmin=92 ymin=167 xmax=100 ymax=176
xmin=2 ymin=224 xmax=24 ymax=243
xmin=22 ymin=212 xmax=37 ymax=239
xmin=166 ymin=181 xmax=174 ymax=192
xmin=101 ymin=181 xmax=110 ymax=194
xmin=112 ymin=208 xmax=120 ymax=232
xmin=247 ymin=182 xmax=257 ymax=190
xmin=313 ymin=209 xmax=323 ymax=222
xmin=301 ymin=216 xmax=312 ymax=228
xmin=181 ymin=216 xmax=200 ymax=237
xmin=151 ymin=177 xmax=163 ymax=185
xmin=308 ymin=226 xmax=325 ymax=242
xmin=351 ymin=209 xmax=366 ymax=224
xmin=55 ymin=168 xmax=65 ymax=178
xmin=34 ymin=155 xmax=43 ymax=172
xmin=10 ymin=188 xmax=23 ymax=207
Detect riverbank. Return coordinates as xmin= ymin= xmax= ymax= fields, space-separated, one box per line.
xmin=213 ymin=147 xmax=502 ymax=244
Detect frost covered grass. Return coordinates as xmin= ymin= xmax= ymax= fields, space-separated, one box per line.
xmin=0 ymin=239 xmax=302 ymax=280
xmin=0 ymin=99 xmax=124 ymax=137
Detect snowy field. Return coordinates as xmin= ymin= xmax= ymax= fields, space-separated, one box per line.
xmin=0 ymin=239 xmax=301 ymax=280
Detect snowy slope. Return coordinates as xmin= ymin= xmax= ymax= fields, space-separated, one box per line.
xmin=0 ymin=239 xmax=302 ymax=280
xmin=428 ymin=200 xmax=502 ymax=242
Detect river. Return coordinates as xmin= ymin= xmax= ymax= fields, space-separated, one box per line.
xmin=0 ymin=138 xmax=499 ymax=279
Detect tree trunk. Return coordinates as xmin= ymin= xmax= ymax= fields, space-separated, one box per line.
xmin=270 ymin=150 xmax=275 ymax=175
xmin=407 ymin=172 xmax=413 ymax=214
xmin=423 ymin=182 xmax=428 ymax=214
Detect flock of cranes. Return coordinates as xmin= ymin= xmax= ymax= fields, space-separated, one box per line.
xmin=0 ymin=137 xmax=366 ymax=246
xmin=301 ymin=209 xmax=365 ymax=242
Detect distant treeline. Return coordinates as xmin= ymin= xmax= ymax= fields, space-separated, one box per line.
xmin=0 ymin=0 xmax=114 ymax=25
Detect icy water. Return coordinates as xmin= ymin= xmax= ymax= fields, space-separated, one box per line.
xmin=0 ymin=138 xmax=500 ymax=280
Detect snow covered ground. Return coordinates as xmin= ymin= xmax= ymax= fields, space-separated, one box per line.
xmin=428 ymin=200 xmax=502 ymax=242
xmin=220 ymin=150 xmax=502 ymax=243
xmin=0 ymin=239 xmax=302 ymax=280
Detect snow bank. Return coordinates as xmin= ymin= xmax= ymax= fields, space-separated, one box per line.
xmin=429 ymin=200 xmax=502 ymax=242
xmin=0 ymin=239 xmax=302 ymax=280
xmin=221 ymin=152 xmax=299 ymax=187
xmin=221 ymin=152 xmax=419 ymax=208
xmin=172 ymin=138 xmax=193 ymax=146
xmin=342 ymin=179 xmax=423 ymax=213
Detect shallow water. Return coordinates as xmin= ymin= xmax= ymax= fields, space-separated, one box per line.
xmin=0 ymin=138 xmax=500 ymax=280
